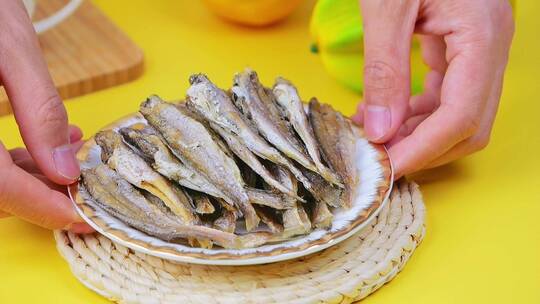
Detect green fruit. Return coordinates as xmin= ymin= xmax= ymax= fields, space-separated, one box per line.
xmin=310 ymin=0 xmax=426 ymax=94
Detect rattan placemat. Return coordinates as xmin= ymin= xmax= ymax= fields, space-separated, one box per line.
xmin=54 ymin=181 xmax=425 ymax=303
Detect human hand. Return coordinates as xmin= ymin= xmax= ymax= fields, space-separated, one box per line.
xmin=0 ymin=0 xmax=92 ymax=233
xmin=351 ymin=0 xmax=514 ymax=178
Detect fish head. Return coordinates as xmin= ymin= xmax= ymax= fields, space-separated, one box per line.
xmin=236 ymin=68 xmax=259 ymax=86
xmin=308 ymin=98 xmax=323 ymax=115
xmin=93 ymin=163 xmax=119 ymax=181
xmin=231 ymin=73 xmax=253 ymax=116
xmin=95 ymin=130 xmax=123 ymax=163
xmin=272 ymin=77 xmax=298 ymax=109
xmin=80 ymin=167 xmax=97 ymax=182
xmin=188 ymin=73 xmax=210 ymax=86
xmin=232 ymin=68 xmax=268 ymax=110
xmin=186 ymin=74 xmax=224 ymax=118
xmin=119 ymin=127 xmax=159 ymax=158
xmin=232 ymin=69 xmax=253 ymax=91
xmin=140 ymin=95 xmax=166 ymax=117
xmin=230 ymin=87 xmax=252 ymax=120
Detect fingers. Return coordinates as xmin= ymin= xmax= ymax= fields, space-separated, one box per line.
xmin=389 ymin=48 xmax=498 ymax=177
xmin=425 ymin=141 xmax=478 ymax=169
xmin=69 ymin=124 xmax=84 ymax=143
xmin=10 ymin=136 xmax=85 ymax=175
xmin=407 ymin=71 xmax=443 ymax=116
xmin=70 ymin=139 xmax=85 ymax=154
xmin=418 ymin=35 xmax=448 ymax=74
xmin=425 ymin=54 xmax=509 ymax=170
xmin=10 ymin=124 xmax=82 ymax=160
xmin=3 ymin=140 xmax=92 ymax=233
xmin=387 ymin=113 xmax=431 ymax=147
xmin=31 ymin=173 xmax=71 ymax=194
xmin=0 ymin=170 xmax=94 ymax=233
xmin=9 ymin=147 xmax=31 ymax=162
xmin=69 ymin=222 xmax=95 ymax=234
xmin=353 ymin=69 xmax=442 ymax=127
xmin=351 ymin=103 xmax=365 ymax=125
xmin=360 ymin=0 xmax=420 ymax=142
xmin=425 ymin=121 xmax=492 ymax=169
xmin=0 ymin=143 xmax=82 ymax=230
xmin=388 ymin=106 xmax=472 ymax=178
xmin=0 ymin=1 xmax=79 ymax=185
xmin=387 ymin=0 xmax=512 ymax=178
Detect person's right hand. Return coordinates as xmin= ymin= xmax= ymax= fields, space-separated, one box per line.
xmin=0 ymin=0 xmax=92 ymax=233
xmin=352 ymin=0 xmax=514 ymax=178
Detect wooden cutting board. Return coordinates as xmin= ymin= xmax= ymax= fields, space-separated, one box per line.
xmin=0 ymin=0 xmax=144 ymax=116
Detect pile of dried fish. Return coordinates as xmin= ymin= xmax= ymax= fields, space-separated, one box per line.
xmin=81 ymin=69 xmax=359 ymax=249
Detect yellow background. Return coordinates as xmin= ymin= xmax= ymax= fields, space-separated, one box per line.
xmin=1 ymin=0 xmax=539 ymax=303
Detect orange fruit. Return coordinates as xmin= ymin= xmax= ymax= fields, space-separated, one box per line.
xmin=202 ymin=0 xmax=304 ymax=27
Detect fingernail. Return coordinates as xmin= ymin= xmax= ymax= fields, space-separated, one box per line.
xmin=365 ymin=105 xmax=391 ymax=141
xmin=53 ymin=145 xmax=80 ymax=181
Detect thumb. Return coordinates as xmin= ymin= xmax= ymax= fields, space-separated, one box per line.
xmin=360 ymin=0 xmax=419 ymax=142
xmin=0 ymin=1 xmax=79 ymax=185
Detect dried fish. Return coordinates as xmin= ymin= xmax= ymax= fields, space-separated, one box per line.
xmin=267 ymin=164 xmax=312 ymax=237
xmin=82 ymin=165 xmax=160 ymax=222
xmin=282 ymin=202 xmax=312 ymax=238
xmin=120 ymin=126 xmax=227 ymax=199
xmin=213 ymin=209 xmax=237 ymax=233
xmin=246 ymin=188 xmax=294 ymax=210
xmin=81 ymin=165 xmax=238 ymax=248
xmin=254 ymin=206 xmax=283 ymax=234
xmin=301 ymin=167 xmax=341 ymax=208
xmin=190 ymin=192 xmax=216 ymax=215
xmin=212 ymin=123 xmax=303 ymax=200
xmin=139 ymin=95 xmax=260 ymax=231
xmin=231 ymin=69 xmax=318 ymax=174
xmin=214 ymin=197 xmax=239 ymax=214
xmin=141 ymin=190 xmax=180 ymax=220
xmin=95 ymin=130 xmax=198 ymax=224
xmin=237 ymin=232 xmax=275 ymax=248
xmin=126 ymin=125 xmax=297 ymax=211
xmin=80 ymin=70 xmax=366 ymax=248
xmin=309 ymin=99 xmax=358 ymax=209
xmin=239 ymin=162 xmax=258 ymax=188
xmin=186 ymin=74 xmax=302 ymax=198
xmin=125 ymin=123 xmax=297 ymax=210
xmin=231 ymin=72 xmax=340 ymax=207
xmin=179 ymin=103 xmax=235 ymax=159
xmin=140 ymin=189 xmax=212 ymax=248
xmin=311 ymin=200 xmax=333 ymax=229
xmin=272 ymin=78 xmax=343 ymax=187
xmin=229 ymin=70 xmax=325 ymax=197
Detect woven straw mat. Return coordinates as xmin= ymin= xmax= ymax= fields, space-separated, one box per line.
xmin=54 ymin=181 xmax=426 ymax=304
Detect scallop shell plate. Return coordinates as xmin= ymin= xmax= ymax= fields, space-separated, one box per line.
xmin=69 ymin=112 xmax=393 ymax=266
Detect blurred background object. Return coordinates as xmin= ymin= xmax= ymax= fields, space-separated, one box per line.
xmin=0 ymin=0 xmax=144 ymax=116
xmin=309 ymin=0 xmax=426 ymax=94
xmin=23 ymin=0 xmax=83 ymax=34
xmin=202 ymin=0 xmax=304 ymax=27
